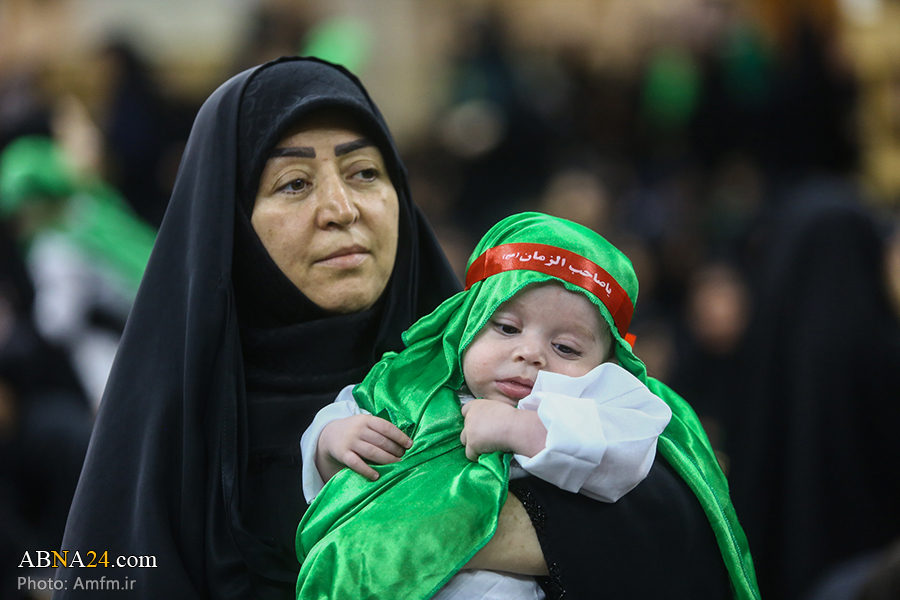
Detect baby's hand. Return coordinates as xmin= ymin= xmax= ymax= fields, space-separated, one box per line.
xmin=316 ymin=415 xmax=412 ymax=483
xmin=460 ymin=400 xmax=519 ymax=461
xmin=460 ymin=400 xmax=547 ymax=461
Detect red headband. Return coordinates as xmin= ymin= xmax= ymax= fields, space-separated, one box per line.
xmin=465 ymin=242 xmax=634 ymax=338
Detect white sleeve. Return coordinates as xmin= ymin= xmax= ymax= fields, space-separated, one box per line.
xmin=300 ymin=384 xmax=371 ymax=503
xmin=514 ymin=363 xmax=672 ymax=502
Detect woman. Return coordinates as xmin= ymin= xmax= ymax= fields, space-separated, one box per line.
xmin=55 ymin=57 xmax=459 ymax=598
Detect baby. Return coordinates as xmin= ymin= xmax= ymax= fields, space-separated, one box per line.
xmin=296 ymin=212 xmax=673 ymax=600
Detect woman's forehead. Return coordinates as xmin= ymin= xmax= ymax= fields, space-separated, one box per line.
xmin=277 ymin=108 xmax=367 ymax=143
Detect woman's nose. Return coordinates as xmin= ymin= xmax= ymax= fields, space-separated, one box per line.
xmin=316 ymin=172 xmax=359 ymax=228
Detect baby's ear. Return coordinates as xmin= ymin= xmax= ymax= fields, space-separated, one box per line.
xmin=596 ymin=318 xmax=615 ymax=361
xmin=604 ymin=343 xmax=616 ymax=363
xmin=605 ymin=337 xmax=620 ymax=364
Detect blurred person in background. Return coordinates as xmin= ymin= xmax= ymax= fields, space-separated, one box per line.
xmin=0 ymin=217 xmax=90 ymax=600
xmin=0 ymin=134 xmax=156 ymax=409
xmin=439 ymin=11 xmax=555 ymax=238
xmin=98 ymin=39 xmax=195 ymax=228
xmin=726 ymin=184 xmax=900 ymax=600
xmin=803 ymin=217 xmax=900 ymax=600
xmin=537 ymin=165 xmax=613 ymax=237
xmin=669 ymin=259 xmax=751 ymax=470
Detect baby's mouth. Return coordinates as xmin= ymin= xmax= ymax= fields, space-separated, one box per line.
xmin=494 ymin=378 xmax=534 ymax=400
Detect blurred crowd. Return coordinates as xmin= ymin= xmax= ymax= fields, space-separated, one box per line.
xmin=2 ymin=2 xmax=900 ymax=599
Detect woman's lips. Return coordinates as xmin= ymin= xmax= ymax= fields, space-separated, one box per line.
xmin=494 ymin=378 xmax=534 ymax=400
xmin=316 ymin=246 xmax=369 ymax=268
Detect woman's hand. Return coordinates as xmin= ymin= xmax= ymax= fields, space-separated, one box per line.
xmin=460 ymin=400 xmax=547 ymax=461
xmin=315 ymin=415 xmax=412 ymax=482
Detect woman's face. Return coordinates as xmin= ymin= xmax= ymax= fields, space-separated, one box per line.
xmin=251 ymin=112 xmax=400 ymax=313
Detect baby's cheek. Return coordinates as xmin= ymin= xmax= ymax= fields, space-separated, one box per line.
xmin=462 ymin=368 xmax=488 ymax=400
xmin=466 ymin=379 xmax=488 ymax=400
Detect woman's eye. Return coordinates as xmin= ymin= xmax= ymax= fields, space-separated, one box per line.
xmin=281 ymin=179 xmax=308 ymax=193
xmin=554 ymin=344 xmax=582 ymax=357
xmin=353 ymin=168 xmax=379 ymax=182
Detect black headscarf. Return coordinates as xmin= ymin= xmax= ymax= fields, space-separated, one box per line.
xmin=726 ymin=184 xmax=900 ymax=600
xmin=55 ymin=57 xmax=459 ymax=599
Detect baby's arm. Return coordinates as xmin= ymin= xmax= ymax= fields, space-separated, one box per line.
xmin=461 ymin=363 xmax=672 ymax=502
xmin=518 ymin=363 xmax=671 ymax=501
xmin=300 ymin=385 xmax=412 ymax=502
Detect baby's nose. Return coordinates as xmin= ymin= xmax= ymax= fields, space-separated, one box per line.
xmin=515 ymin=340 xmax=546 ymax=366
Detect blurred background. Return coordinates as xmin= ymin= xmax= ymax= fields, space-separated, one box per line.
xmin=1 ymin=0 xmax=900 ymax=599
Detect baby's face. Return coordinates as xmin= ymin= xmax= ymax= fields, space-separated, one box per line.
xmin=462 ymin=283 xmax=610 ymax=406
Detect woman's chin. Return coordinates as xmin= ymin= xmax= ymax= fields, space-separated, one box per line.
xmin=308 ymin=282 xmax=385 ymax=314
xmin=290 ymin=262 xmax=392 ymax=314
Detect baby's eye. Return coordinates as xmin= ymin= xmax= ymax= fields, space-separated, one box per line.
xmin=493 ymin=321 xmax=519 ymax=335
xmin=554 ymin=343 xmax=582 ymax=357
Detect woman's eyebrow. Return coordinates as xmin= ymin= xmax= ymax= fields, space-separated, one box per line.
xmin=269 ymin=146 xmax=315 ymax=159
xmin=334 ymin=138 xmax=374 ymax=156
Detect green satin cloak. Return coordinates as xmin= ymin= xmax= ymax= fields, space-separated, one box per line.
xmin=0 ymin=135 xmax=155 ymax=294
xmin=296 ymin=212 xmax=759 ymax=600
